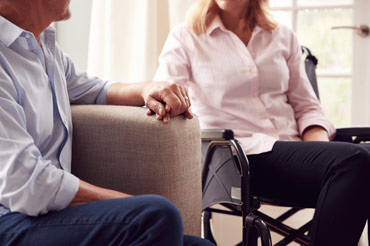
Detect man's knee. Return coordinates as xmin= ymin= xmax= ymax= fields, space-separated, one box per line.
xmin=127 ymin=195 xmax=183 ymax=234
xmin=142 ymin=194 xmax=183 ymax=226
xmin=131 ymin=195 xmax=184 ymax=244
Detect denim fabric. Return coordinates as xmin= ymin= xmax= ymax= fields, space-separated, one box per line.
xmin=0 ymin=195 xmax=214 ymax=246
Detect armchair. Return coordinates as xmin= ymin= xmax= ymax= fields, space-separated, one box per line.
xmin=70 ymin=105 xmax=202 ymax=236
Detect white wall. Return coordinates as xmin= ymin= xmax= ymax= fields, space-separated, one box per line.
xmin=55 ymin=1 xmax=93 ymax=71
xmin=352 ymin=0 xmax=370 ymax=125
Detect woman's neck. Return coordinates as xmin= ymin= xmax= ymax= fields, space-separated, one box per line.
xmin=220 ymin=10 xmax=246 ymax=33
xmin=219 ymin=7 xmax=252 ymax=46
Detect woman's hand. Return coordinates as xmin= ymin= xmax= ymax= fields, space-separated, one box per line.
xmin=302 ymin=125 xmax=329 ymax=141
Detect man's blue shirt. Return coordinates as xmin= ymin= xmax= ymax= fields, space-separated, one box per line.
xmin=0 ymin=16 xmax=112 ymax=216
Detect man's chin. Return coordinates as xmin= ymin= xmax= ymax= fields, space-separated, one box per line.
xmin=56 ymin=9 xmax=71 ymax=21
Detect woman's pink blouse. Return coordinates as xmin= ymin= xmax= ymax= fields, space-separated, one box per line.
xmin=154 ymin=16 xmax=335 ymax=154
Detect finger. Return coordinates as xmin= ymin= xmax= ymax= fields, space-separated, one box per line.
xmin=145 ymin=97 xmax=166 ymax=117
xmin=161 ymin=85 xmax=185 ymax=115
xmin=156 ymin=113 xmax=164 ymax=121
xmin=163 ymin=112 xmax=171 ymax=124
xmin=179 ymin=86 xmax=190 ymax=108
xmin=160 ymin=91 xmax=182 ymax=115
xmin=165 ymin=104 xmax=171 ymax=113
xmin=173 ymin=85 xmax=188 ymax=111
xmin=146 ymin=108 xmax=154 ymax=116
xmin=184 ymin=109 xmax=194 ymax=119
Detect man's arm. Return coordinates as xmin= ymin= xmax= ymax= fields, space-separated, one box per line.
xmin=106 ymin=81 xmax=193 ymax=124
xmin=0 ymin=88 xmax=80 ymax=216
xmin=62 ymin=49 xmax=192 ymax=123
xmin=69 ymin=180 xmax=131 ymax=206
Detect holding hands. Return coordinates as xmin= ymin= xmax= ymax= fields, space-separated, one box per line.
xmin=143 ymin=82 xmax=193 ymax=123
xmin=107 ymin=81 xmax=193 ymax=123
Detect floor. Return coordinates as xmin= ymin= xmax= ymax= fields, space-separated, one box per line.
xmin=210 ymin=204 xmax=368 ymax=246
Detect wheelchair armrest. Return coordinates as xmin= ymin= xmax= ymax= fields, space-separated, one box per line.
xmin=201 ymin=129 xmax=234 ymax=141
xmin=333 ymin=127 xmax=370 ymax=143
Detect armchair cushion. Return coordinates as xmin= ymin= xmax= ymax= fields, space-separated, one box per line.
xmin=71 ymin=105 xmax=202 ymax=236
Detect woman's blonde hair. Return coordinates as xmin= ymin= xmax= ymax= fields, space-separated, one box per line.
xmin=186 ymin=0 xmax=278 ymax=35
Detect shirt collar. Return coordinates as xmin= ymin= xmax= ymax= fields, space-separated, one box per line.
xmin=206 ymin=15 xmax=263 ymax=37
xmin=0 ymin=15 xmax=24 ymax=47
xmin=206 ymin=15 xmax=226 ymax=36
xmin=0 ymin=15 xmax=56 ymax=48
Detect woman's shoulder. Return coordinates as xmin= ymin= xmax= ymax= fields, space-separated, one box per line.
xmin=273 ymin=24 xmax=296 ymax=37
xmin=266 ymin=23 xmax=298 ymax=47
xmin=167 ymin=23 xmax=203 ymax=51
xmin=169 ymin=23 xmax=196 ymax=39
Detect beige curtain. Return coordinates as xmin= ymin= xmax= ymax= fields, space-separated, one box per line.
xmin=87 ymin=0 xmax=196 ymax=82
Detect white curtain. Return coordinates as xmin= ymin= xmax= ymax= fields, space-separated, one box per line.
xmin=87 ymin=0 xmax=196 ymax=82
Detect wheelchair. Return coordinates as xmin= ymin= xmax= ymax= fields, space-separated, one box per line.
xmin=201 ymin=47 xmax=370 ymax=246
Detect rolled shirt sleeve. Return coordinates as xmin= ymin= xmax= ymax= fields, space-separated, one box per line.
xmin=285 ymin=30 xmax=336 ymax=139
xmin=0 ymin=82 xmax=79 ymax=216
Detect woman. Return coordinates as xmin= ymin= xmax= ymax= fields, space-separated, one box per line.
xmin=154 ymin=0 xmax=370 ymax=245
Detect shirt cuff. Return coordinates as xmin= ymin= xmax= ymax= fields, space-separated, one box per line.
xmin=49 ymin=170 xmax=80 ymax=211
xmin=299 ymin=119 xmax=336 ymax=140
xmin=96 ymin=81 xmax=114 ymax=105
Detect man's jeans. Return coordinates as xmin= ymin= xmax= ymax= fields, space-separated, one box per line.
xmin=0 ymin=195 xmax=214 ymax=246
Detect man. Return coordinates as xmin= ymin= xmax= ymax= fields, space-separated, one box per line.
xmin=0 ymin=0 xmax=213 ymax=245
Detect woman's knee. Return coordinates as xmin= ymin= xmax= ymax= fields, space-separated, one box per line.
xmin=333 ymin=145 xmax=370 ymax=183
xmin=348 ymin=146 xmax=370 ymax=173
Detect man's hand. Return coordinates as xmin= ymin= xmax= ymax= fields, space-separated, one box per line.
xmin=107 ymin=81 xmax=193 ymax=124
xmin=142 ymin=82 xmax=193 ymax=124
xmin=302 ymin=125 xmax=329 ymax=141
xmin=69 ymin=180 xmax=132 ymax=207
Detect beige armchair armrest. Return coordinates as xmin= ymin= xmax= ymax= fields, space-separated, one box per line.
xmin=71 ymin=105 xmax=202 ymax=236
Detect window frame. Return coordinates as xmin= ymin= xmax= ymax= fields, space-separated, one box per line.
xmin=270 ymin=1 xmax=353 ymax=79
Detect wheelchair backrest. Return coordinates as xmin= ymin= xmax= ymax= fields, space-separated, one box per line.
xmin=302 ymin=46 xmax=319 ymax=100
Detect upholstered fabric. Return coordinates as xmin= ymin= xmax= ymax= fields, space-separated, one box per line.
xmin=71 ymin=105 xmax=202 ymax=236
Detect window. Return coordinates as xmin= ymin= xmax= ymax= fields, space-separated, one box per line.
xmin=270 ymin=0 xmax=353 ymax=127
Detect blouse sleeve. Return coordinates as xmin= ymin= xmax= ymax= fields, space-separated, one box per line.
xmin=285 ymin=29 xmax=336 ymax=139
xmin=153 ymin=25 xmax=191 ymax=86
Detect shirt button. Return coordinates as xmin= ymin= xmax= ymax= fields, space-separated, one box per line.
xmin=25 ymin=33 xmax=31 ymax=39
xmin=250 ymin=68 xmax=257 ymax=75
xmin=260 ymin=113 xmax=268 ymax=120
